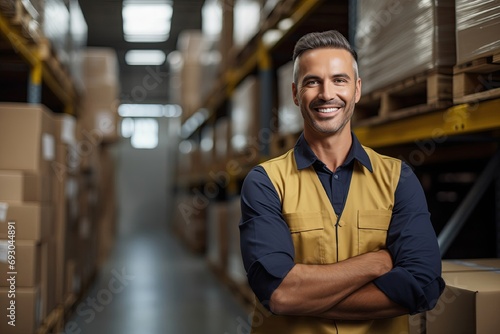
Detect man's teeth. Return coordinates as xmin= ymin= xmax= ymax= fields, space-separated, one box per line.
xmin=317 ymin=107 xmax=339 ymax=113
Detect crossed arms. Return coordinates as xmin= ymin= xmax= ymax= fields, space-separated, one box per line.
xmin=269 ymin=250 xmax=407 ymax=320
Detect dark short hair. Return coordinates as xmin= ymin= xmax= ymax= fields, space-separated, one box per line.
xmin=292 ymin=30 xmax=358 ymax=83
xmin=292 ymin=30 xmax=357 ymax=63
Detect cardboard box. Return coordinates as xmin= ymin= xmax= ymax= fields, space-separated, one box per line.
xmin=76 ymin=120 xmax=104 ymax=174
xmin=0 ymin=171 xmax=51 ymax=203
xmin=79 ymin=102 xmax=120 ymax=144
xmin=53 ymin=113 xmax=77 ymax=146
xmin=443 ymin=259 xmax=500 ymax=273
xmin=0 ymin=240 xmax=41 ymax=287
xmin=0 ymin=203 xmax=52 ymax=242
xmin=0 ymin=286 xmax=41 ymax=334
xmin=181 ymin=61 xmax=204 ymax=120
xmin=231 ymin=76 xmax=259 ymax=154
xmin=465 ymin=258 xmax=500 ymax=270
xmin=54 ymin=177 xmax=78 ymax=305
xmin=52 ymin=114 xmax=80 ymax=177
xmin=0 ymin=103 xmax=55 ymax=175
xmin=82 ymin=47 xmax=119 ymax=87
xmin=80 ymin=48 xmax=120 ymax=144
xmin=426 ymin=271 xmax=500 ymax=334
xmin=41 ymin=238 xmax=57 ymax=318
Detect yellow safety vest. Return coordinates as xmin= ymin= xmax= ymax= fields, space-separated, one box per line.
xmin=253 ymin=146 xmax=409 ymax=334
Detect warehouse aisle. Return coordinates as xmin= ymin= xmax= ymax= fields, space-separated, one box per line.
xmin=67 ymin=226 xmax=249 ymax=334
xmin=67 ymin=117 xmax=249 ymax=334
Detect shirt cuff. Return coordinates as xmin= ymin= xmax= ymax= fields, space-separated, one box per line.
xmin=247 ymin=252 xmax=295 ymax=310
xmin=373 ymin=267 xmax=445 ymax=314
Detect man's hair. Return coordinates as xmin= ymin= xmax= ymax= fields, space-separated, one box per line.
xmin=292 ymin=30 xmax=358 ymax=83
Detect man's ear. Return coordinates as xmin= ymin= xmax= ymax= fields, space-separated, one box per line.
xmin=355 ymin=78 xmax=362 ymax=103
xmin=292 ymin=82 xmax=299 ymax=106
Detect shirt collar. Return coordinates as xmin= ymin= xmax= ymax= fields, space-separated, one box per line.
xmin=294 ymin=132 xmax=373 ymax=172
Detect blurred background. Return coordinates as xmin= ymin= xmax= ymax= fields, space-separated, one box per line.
xmin=0 ymin=0 xmax=499 ymax=333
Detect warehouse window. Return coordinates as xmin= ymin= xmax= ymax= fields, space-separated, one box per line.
xmin=130 ymin=118 xmax=159 ymax=149
xmin=121 ymin=118 xmax=135 ymax=138
xmin=119 ymin=104 xmax=181 ymax=149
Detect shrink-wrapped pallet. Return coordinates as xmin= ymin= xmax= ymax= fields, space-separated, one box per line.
xmin=355 ymin=0 xmax=456 ymax=95
xmin=455 ymin=0 xmax=500 ymax=65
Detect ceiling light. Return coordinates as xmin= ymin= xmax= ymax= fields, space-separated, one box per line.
xmin=125 ymin=50 xmax=166 ymax=65
xmin=122 ymin=0 xmax=173 ymax=42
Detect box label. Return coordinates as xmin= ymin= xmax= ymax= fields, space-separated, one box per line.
xmin=0 ymin=202 xmax=8 ymax=222
xmin=62 ymin=116 xmax=76 ymax=144
xmin=42 ymin=133 xmax=55 ymax=161
xmin=0 ymin=240 xmax=7 ymax=262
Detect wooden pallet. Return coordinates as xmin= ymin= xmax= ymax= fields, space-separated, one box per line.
xmin=453 ymin=52 xmax=500 ymax=104
xmin=354 ymin=68 xmax=453 ymax=126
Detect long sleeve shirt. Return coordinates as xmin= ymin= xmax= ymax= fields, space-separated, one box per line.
xmin=239 ymin=133 xmax=445 ymax=314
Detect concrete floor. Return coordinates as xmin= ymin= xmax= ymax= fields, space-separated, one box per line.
xmin=67 ymin=227 xmax=249 ymax=334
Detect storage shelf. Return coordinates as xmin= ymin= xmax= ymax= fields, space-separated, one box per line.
xmin=180 ymin=0 xmax=500 ymax=176
xmin=0 ymin=11 xmax=77 ymax=114
xmin=353 ymin=99 xmax=500 ymax=149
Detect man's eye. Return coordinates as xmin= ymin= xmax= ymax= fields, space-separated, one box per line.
xmin=306 ymin=80 xmax=319 ymax=86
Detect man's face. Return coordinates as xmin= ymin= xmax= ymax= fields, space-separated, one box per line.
xmin=292 ymin=48 xmax=361 ymax=137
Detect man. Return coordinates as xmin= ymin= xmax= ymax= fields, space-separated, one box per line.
xmin=239 ymin=30 xmax=444 ymax=333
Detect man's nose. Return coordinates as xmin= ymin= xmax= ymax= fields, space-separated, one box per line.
xmin=318 ymin=81 xmax=335 ymax=101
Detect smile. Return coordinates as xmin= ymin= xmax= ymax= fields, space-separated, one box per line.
xmin=316 ymin=107 xmax=340 ymax=113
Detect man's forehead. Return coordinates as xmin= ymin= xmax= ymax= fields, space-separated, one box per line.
xmin=297 ymin=48 xmax=355 ymax=75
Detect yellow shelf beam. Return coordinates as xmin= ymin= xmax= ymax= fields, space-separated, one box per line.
xmin=0 ymin=12 xmax=75 ymax=114
xmin=354 ymin=99 xmax=500 ymax=148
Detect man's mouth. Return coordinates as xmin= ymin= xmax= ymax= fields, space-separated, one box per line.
xmin=316 ymin=107 xmax=340 ymax=113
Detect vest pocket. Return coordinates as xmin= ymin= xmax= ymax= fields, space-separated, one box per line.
xmin=284 ymin=212 xmax=324 ymax=264
xmin=357 ymin=210 xmax=391 ymax=253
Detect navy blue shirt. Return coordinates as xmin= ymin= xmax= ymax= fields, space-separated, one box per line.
xmin=239 ymin=133 xmax=445 ymax=314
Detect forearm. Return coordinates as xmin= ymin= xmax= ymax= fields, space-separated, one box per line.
xmin=269 ymin=249 xmax=392 ymax=315
xmin=317 ymin=283 xmax=408 ymax=320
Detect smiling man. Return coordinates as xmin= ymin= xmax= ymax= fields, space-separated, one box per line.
xmin=239 ymin=30 xmax=444 ymax=333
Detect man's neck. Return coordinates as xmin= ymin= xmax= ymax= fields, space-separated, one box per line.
xmin=304 ymin=127 xmax=352 ymax=172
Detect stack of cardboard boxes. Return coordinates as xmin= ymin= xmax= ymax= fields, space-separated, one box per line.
xmin=0 ymin=104 xmax=58 ymax=334
xmin=78 ymin=47 xmax=121 ymax=275
xmin=0 ymin=46 xmax=120 ymax=333
xmin=410 ymin=259 xmax=500 ymax=334
xmin=51 ymin=113 xmax=81 ymax=313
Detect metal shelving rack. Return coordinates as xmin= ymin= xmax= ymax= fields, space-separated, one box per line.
xmin=0 ymin=11 xmax=77 ymax=115
xmin=176 ymin=0 xmax=500 ymax=269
